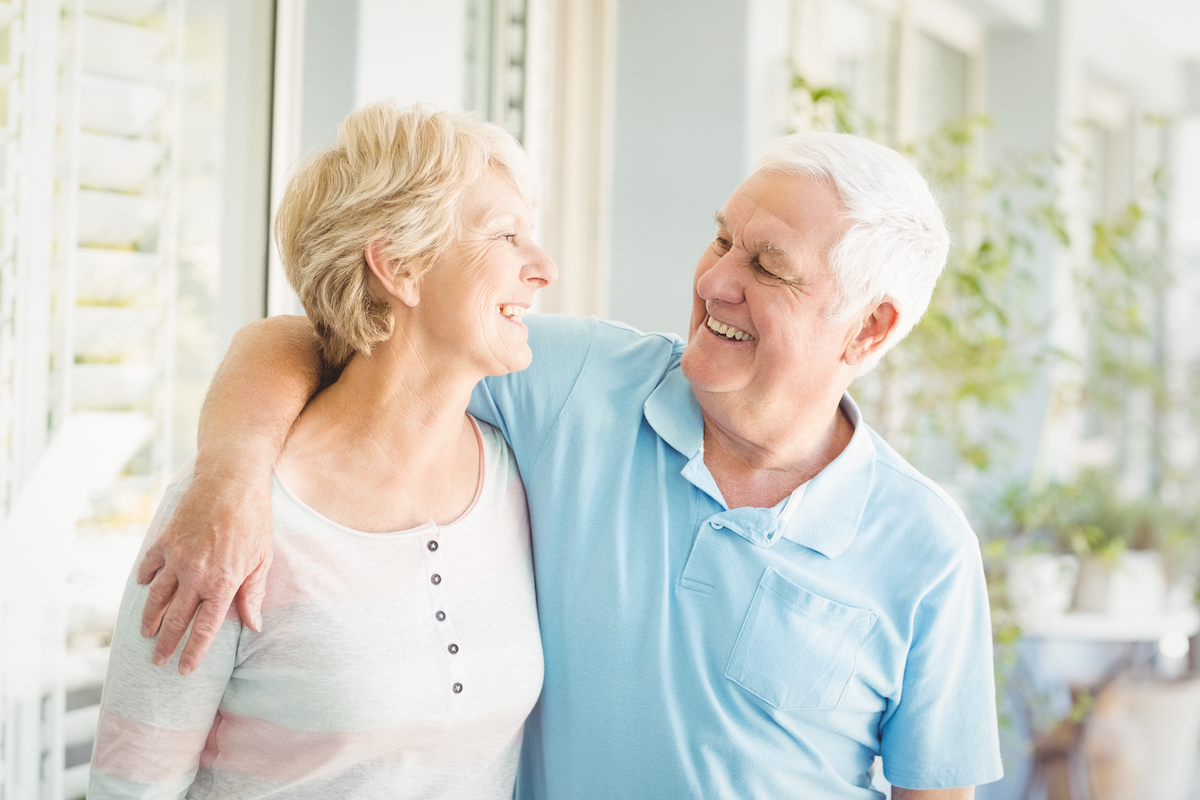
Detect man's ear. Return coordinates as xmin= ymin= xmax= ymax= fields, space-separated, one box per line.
xmin=365 ymin=237 xmax=420 ymax=307
xmin=844 ymin=299 xmax=899 ymax=366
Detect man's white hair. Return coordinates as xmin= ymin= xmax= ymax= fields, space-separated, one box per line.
xmin=757 ymin=132 xmax=949 ymax=369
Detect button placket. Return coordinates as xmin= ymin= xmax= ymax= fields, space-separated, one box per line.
xmin=422 ymin=529 xmax=467 ymax=707
xmin=705 ymin=509 xmax=783 ymax=547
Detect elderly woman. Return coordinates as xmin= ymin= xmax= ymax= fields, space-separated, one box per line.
xmin=89 ymin=104 xmax=554 ymax=798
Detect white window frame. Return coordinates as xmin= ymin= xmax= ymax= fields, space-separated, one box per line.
xmin=791 ymin=0 xmax=985 ymax=145
xmin=525 ymin=0 xmax=616 ymax=318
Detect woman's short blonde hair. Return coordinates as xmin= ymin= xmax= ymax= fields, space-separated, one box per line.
xmin=275 ymin=103 xmax=535 ymax=366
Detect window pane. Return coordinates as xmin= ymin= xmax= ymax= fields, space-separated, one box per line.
xmin=53 ymin=2 xmax=273 ymax=793
xmin=824 ymin=0 xmax=895 ymax=138
xmin=916 ymin=32 xmax=968 ymax=138
xmin=463 ymin=0 xmax=528 ymax=143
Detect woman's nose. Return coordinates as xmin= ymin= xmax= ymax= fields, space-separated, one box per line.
xmin=525 ymin=245 xmax=559 ymax=287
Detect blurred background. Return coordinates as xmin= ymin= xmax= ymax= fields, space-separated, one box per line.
xmin=0 ymin=0 xmax=1198 ymax=797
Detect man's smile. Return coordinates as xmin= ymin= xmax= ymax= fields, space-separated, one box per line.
xmin=706 ymin=315 xmax=755 ymax=341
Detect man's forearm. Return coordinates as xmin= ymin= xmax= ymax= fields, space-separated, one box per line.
xmin=196 ymin=314 xmax=325 ymax=474
xmin=136 ymin=314 xmax=325 ymax=673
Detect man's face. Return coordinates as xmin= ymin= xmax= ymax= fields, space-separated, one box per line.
xmin=681 ymin=170 xmax=858 ymax=417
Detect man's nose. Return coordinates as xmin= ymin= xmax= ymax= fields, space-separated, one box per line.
xmin=696 ymin=252 xmax=746 ymax=305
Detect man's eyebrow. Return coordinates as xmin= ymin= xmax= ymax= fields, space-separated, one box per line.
xmin=713 ymin=211 xmax=727 ymax=229
xmin=756 ymin=241 xmax=789 ymax=262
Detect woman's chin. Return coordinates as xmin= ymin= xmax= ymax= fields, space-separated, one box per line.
xmin=488 ymin=346 xmax=533 ymax=376
xmin=508 ymin=350 xmax=534 ymax=373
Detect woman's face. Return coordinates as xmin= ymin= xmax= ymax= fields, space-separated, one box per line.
xmin=413 ymin=170 xmax=557 ymax=377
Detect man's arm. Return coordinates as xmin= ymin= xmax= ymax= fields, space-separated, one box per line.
xmin=879 ymin=536 xmax=1003 ymax=790
xmin=892 ymin=787 xmax=974 ymax=800
xmin=136 ymin=315 xmax=323 ymax=674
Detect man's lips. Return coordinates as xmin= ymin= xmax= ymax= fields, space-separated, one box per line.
xmin=706 ymin=315 xmax=754 ymax=341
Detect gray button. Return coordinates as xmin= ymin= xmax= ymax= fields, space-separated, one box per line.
xmin=711 ymin=522 xmax=723 ymax=529
xmin=435 ymin=611 xmax=446 ymax=621
xmin=448 ymin=643 xmax=459 ymax=654
xmin=452 ymin=682 xmax=463 ymax=694
xmin=431 ymin=574 xmax=441 ymax=585
xmin=427 ymin=540 xmax=438 ymax=552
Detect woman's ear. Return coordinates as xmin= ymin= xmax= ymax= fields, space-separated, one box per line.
xmin=844 ymin=298 xmax=899 ymax=366
xmin=365 ymin=238 xmax=420 ymax=307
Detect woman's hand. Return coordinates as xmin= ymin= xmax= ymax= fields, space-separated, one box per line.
xmin=137 ymin=438 xmax=275 ymax=674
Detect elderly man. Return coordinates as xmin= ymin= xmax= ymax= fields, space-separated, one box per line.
xmin=138 ymin=132 xmax=1003 ymax=798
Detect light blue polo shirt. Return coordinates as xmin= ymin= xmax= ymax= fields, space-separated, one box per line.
xmin=470 ymin=315 xmax=1003 ymax=799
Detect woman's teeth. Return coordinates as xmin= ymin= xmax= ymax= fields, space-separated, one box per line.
xmin=500 ymin=304 xmax=525 ymax=320
xmin=706 ymin=316 xmax=754 ymax=341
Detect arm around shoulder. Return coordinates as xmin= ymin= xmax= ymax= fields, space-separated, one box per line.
xmin=136 ymin=315 xmax=324 ymax=674
xmin=196 ymin=314 xmax=326 ymax=448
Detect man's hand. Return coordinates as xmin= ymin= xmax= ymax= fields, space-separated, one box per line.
xmin=137 ymin=441 xmax=275 ymax=674
xmin=133 ymin=315 xmax=325 ymax=673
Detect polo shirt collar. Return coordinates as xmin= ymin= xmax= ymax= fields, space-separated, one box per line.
xmin=643 ymin=367 xmax=727 ymax=506
xmin=778 ymin=394 xmax=875 ymax=559
xmin=644 ymin=367 xmax=876 ymax=560
xmin=644 ymin=365 xmax=704 ymax=458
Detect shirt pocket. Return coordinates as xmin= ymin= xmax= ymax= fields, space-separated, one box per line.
xmin=726 ymin=568 xmax=877 ymax=710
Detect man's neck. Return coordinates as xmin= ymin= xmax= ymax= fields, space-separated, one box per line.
xmin=700 ymin=399 xmax=854 ymax=510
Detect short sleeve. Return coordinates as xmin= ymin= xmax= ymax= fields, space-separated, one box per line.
xmin=879 ymin=540 xmax=1004 ymax=789
xmin=88 ymin=470 xmax=243 ymax=799
xmin=469 ymin=314 xmax=599 ymax=467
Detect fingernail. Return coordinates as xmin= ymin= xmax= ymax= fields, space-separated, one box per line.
xmin=253 ymin=613 xmax=263 ymax=632
xmin=180 ymin=663 xmax=194 ymax=676
xmin=152 ymin=653 xmax=166 ymax=667
xmin=141 ymin=624 xmax=151 ymax=637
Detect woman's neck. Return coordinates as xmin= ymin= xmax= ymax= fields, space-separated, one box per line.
xmin=275 ymin=336 xmax=484 ymax=532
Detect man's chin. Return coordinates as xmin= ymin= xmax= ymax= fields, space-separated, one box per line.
xmin=679 ymin=346 xmax=712 ymax=388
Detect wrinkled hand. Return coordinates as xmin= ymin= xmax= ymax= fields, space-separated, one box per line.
xmin=136 ymin=457 xmax=274 ymax=675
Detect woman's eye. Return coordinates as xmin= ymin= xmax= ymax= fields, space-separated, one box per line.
xmin=502 ymin=233 xmax=517 ymax=244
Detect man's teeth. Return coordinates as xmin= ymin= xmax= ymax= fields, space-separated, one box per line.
xmin=500 ymin=304 xmax=525 ymax=320
xmin=706 ymin=316 xmax=754 ymax=341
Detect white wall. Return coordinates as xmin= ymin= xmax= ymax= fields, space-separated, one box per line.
xmin=356 ymin=0 xmax=467 ymax=110
xmin=606 ymin=0 xmax=753 ymax=338
xmin=744 ymin=0 xmax=794 ymax=174
xmin=1173 ymin=117 xmax=1200 ymax=249
xmin=301 ymin=0 xmax=360 ymax=150
xmin=1080 ymin=0 xmax=1185 ymax=112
